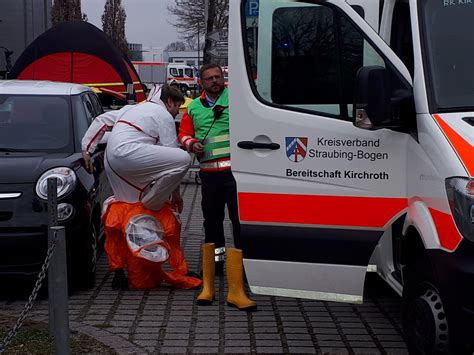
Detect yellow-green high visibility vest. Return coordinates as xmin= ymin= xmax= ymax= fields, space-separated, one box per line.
xmin=187 ymin=88 xmax=230 ymax=163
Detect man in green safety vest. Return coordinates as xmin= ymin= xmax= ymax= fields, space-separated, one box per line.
xmin=178 ymin=64 xmax=256 ymax=311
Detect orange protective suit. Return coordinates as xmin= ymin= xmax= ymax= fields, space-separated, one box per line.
xmin=103 ymin=200 xmax=202 ymax=290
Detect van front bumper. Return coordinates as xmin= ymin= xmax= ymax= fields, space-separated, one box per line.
xmin=430 ymin=238 xmax=474 ymax=350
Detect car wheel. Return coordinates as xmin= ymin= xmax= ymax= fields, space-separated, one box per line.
xmin=74 ymin=221 xmax=98 ymax=290
xmin=403 ymin=261 xmax=449 ymax=353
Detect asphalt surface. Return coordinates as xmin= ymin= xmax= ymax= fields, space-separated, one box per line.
xmin=0 ymin=171 xmax=408 ymax=354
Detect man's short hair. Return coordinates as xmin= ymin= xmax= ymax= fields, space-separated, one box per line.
xmin=199 ymin=64 xmax=223 ymax=79
xmin=160 ymin=84 xmax=184 ymax=105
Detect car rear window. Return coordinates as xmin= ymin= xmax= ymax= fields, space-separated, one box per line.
xmin=0 ymin=95 xmax=73 ymax=152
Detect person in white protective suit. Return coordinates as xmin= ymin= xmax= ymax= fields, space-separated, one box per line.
xmin=81 ymin=85 xmax=192 ymax=289
xmin=82 ymin=84 xmax=191 ymax=211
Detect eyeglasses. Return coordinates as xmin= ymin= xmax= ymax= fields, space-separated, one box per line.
xmin=202 ymin=75 xmax=222 ymax=82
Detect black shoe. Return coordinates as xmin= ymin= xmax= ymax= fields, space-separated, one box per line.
xmin=112 ymin=269 xmax=128 ymax=290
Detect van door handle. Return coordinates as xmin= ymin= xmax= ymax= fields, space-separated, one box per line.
xmin=237 ymin=141 xmax=280 ymax=150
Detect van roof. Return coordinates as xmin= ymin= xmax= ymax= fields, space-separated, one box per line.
xmin=0 ymin=80 xmax=93 ymax=96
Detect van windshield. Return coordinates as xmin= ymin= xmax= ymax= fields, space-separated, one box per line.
xmin=420 ymin=0 xmax=474 ymax=111
xmin=0 ymin=95 xmax=73 ymax=152
xmin=184 ymin=68 xmax=194 ymax=78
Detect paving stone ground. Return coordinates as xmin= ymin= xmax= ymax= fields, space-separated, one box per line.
xmin=0 ymin=171 xmax=408 ymax=354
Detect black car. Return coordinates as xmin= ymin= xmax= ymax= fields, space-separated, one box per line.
xmin=0 ymin=80 xmax=112 ymax=289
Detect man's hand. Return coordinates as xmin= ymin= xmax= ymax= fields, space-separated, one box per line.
xmin=171 ymin=190 xmax=184 ymax=213
xmin=191 ymin=142 xmax=204 ymax=157
xmin=82 ymin=151 xmax=93 ymax=173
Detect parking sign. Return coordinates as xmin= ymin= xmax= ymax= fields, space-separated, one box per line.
xmin=245 ymin=0 xmax=259 ymax=17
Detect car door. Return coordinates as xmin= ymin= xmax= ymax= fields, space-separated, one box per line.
xmin=230 ymin=0 xmax=414 ymax=303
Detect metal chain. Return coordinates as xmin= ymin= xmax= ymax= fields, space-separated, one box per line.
xmin=0 ymin=230 xmax=59 ymax=353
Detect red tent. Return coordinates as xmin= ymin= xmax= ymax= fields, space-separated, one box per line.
xmin=9 ymin=21 xmax=146 ymax=103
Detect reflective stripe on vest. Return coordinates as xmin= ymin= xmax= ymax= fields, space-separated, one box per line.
xmin=200 ymin=159 xmax=231 ymax=171
xmin=202 ymin=134 xmax=230 ymax=145
xmin=203 ymin=146 xmax=231 ymax=160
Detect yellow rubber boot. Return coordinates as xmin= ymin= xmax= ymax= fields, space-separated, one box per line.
xmin=226 ymin=248 xmax=257 ymax=311
xmin=196 ymin=243 xmax=215 ymax=305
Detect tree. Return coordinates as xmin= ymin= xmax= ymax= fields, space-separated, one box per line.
xmin=52 ymin=0 xmax=87 ymax=26
xmin=101 ymin=0 xmax=129 ymax=55
xmin=168 ymin=0 xmax=228 ymax=64
xmin=167 ymin=0 xmax=228 ymax=42
xmin=185 ymin=37 xmax=203 ymax=51
xmin=164 ymin=41 xmax=187 ymax=52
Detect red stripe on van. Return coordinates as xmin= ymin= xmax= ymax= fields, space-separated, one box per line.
xmin=429 ymin=208 xmax=462 ymax=251
xmin=433 ymin=114 xmax=474 ymax=177
xmin=238 ymin=193 xmax=407 ymax=228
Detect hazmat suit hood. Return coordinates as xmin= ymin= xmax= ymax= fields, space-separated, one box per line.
xmin=147 ymin=85 xmax=164 ymax=105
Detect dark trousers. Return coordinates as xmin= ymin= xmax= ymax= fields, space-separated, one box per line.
xmin=200 ymin=170 xmax=240 ymax=250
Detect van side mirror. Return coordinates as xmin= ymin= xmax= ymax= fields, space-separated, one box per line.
xmin=353 ymin=66 xmax=414 ymax=131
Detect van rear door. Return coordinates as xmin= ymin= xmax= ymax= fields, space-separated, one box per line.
xmin=230 ymin=0 xmax=413 ymax=303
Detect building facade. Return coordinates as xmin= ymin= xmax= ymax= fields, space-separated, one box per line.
xmin=162 ymin=50 xmax=204 ymax=67
xmin=0 ymin=0 xmax=52 ymax=78
xmin=128 ymin=42 xmax=143 ymax=61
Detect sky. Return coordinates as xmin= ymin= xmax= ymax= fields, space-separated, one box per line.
xmin=81 ymin=0 xmax=181 ymax=50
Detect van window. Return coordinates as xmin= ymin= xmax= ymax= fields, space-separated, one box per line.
xmin=243 ymin=0 xmax=387 ymax=119
xmin=390 ymin=2 xmax=414 ymax=77
xmin=170 ymin=68 xmax=184 ymax=77
xmin=185 ymin=68 xmax=194 ymax=78
xmin=420 ymin=0 xmax=474 ymax=110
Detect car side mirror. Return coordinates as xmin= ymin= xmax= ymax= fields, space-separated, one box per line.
xmin=353 ymin=66 xmax=391 ymax=130
xmin=353 ymin=66 xmax=414 ymax=131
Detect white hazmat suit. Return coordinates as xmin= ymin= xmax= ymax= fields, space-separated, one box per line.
xmin=82 ymin=87 xmax=191 ymax=210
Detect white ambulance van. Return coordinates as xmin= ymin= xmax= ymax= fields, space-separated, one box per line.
xmin=167 ymin=63 xmax=198 ymax=92
xmin=229 ymin=0 xmax=474 ymax=352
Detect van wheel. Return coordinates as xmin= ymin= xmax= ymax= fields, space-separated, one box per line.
xmin=404 ymin=287 xmax=449 ymax=353
xmin=180 ymin=84 xmax=188 ymax=93
xmin=403 ymin=260 xmax=449 ymax=353
xmin=74 ymin=221 xmax=98 ymax=290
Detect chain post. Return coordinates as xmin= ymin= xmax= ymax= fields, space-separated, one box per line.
xmin=47 ymin=177 xmax=58 ymax=334
xmin=49 ymin=226 xmax=70 ymax=355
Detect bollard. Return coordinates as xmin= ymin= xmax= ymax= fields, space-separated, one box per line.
xmin=49 ymin=226 xmax=71 ymax=355
xmin=47 ymin=178 xmax=58 ymax=335
xmin=47 ymin=178 xmax=70 ymax=354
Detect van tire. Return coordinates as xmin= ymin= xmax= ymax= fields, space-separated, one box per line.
xmin=402 ymin=259 xmax=449 ymax=353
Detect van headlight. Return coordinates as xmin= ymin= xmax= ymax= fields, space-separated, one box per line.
xmin=446 ymin=177 xmax=474 ymax=242
xmin=36 ymin=167 xmax=77 ymax=200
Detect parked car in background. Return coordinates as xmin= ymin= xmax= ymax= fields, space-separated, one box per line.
xmin=0 ymin=80 xmax=112 ymax=289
